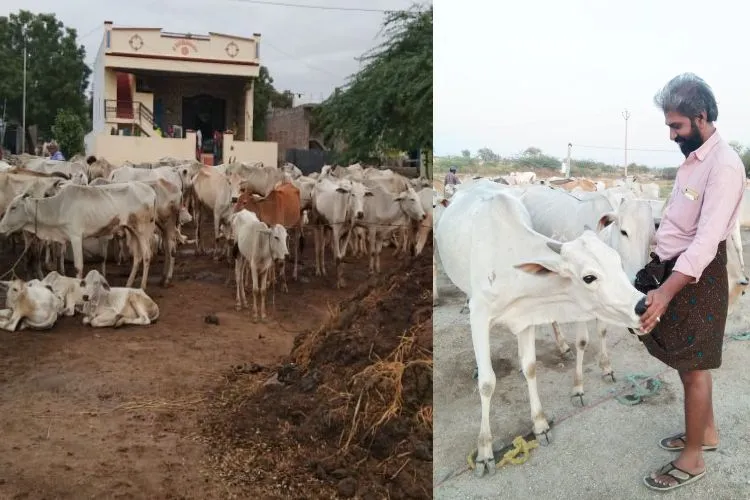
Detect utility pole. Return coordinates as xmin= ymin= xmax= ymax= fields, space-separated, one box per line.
xmin=622 ymin=109 xmax=630 ymax=179
xmin=21 ymin=33 xmax=27 ymax=154
xmin=566 ymin=142 xmax=572 ymax=177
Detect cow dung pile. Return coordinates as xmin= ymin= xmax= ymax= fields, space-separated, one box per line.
xmin=199 ymin=244 xmax=433 ymax=499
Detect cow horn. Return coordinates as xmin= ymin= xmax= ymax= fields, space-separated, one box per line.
xmin=583 ymin=224 xmax=593 ymax=232
xmin=546 ymin=241 xmax=563 ymax=254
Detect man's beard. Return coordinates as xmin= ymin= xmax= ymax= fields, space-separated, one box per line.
xmin=674 ymin=121 xmax=704 ymax=157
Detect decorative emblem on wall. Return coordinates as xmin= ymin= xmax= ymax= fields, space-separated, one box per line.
xmin=225 ymin=41 xmax=239 ymax=58
xmin=128 ymin=34 xmax=144 ymax=51
xmin=173 ymin=39 xmax=199 ymax=56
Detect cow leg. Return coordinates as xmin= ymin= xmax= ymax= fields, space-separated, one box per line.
xmin=292 ymin=227 xmax=300 ymax=281
xmin=160 ymin=222 xmax=177 ymax=287
xmin=313 ymin=226 xmax=324 ymax=277
xmin=0 ymin=310 xmax=23 ymax=332
xmin=367 ymin=227 xmax=377 ymax=275
xmin=375 ymin=238 xmax=385 ymax=274
xmin=250 ymin=263 xmax=260 ymax=321
xmin=33 ymin=240 xmax=44 ymax=279
xmin=88 ymin=311 xmax=120 ymax=328
xmin=571 ymin=322 xmax=590 ymax=406
xmin=259 ymin=268 xmax=269 ymax=321
xmin=124 ymin=233 xmax=142 ymax=289
xmin=550 ymin=321 xmax=572 ymax=357
xmin=122 ymin=297 xmax=153 ymax=326
xmin=518 ymin=325 xmax=551 ymax=443
xmin=333 ymin=227 xmax=348 ymax=289
xmin=70 ymin=236 xmax=85 ymax=279
xmin=432 ymin=253 xmax=439 ymax=306
xmin=193 ymin=202 xmax=203 ymax=256
xmin=57 ymin=242 xmax=65 ymax=275
xmin=99 ymin=237 xmax=109 ymax=278
xmin=469 ymin=304 xmax=496 ymax=477
xmin=137 ymin=230 xmax=153 ymax=290
xmin=597 ymin=319 xmax=615 ymax=381
xmin=234 ymin=256 xmax=246 ymax=310
xmin=278 ymin=259 xmax=288 ymax=293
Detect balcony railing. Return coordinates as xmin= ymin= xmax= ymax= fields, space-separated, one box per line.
xmin=104 ymin=99 xmax=156 ymax=135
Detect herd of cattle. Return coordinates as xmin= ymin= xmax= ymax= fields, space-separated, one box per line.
xmin=431 ymin=171 xmax=750 ymax=477
xmin=0 ymin=154 xmax=432 ymax=329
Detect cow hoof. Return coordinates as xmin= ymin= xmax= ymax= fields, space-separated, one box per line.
xmin=251 ymin=316 xmax=259 ymax=323
xmin=535 ymin=429 xmax=552 ymax=446
xmin=473 ymin=459 xmax=495 ymax=478
xmin=604 ymin=371 xmax=616 ymax=383
xmin=235 ymin=304 xmax=242 ymax=311
xmin=571 ymin=392 xmax=585 ymax=407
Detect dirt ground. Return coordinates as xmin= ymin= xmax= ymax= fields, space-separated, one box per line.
xmin=0 ymin=219 xmax=427 ymax=499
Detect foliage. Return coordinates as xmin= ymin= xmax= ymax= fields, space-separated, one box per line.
xmin=51 ymin=109 xmax=85 ymax=158
xmin=729 ymin=141 xmax=750 ymax=177
xmin=253 ymin=65 xmax=294 ymax=141
xmin=0 ymin=10 xmax=91 ymax=145
xmin=314 ymin=4 xmax=432 ymax=164
xmin=435 ymin=146 xmax=655 ymax=178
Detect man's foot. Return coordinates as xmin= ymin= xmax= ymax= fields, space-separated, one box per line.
xmin=659 ymin=432 xmax=718 ymax=452
xmin=644 ymin=461 xmax=706 ymax=491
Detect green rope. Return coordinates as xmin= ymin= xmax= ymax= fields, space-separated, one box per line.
xmin=730 ymin=331 xmax=750 ymax=341
xmin=614 ymin=373 xmax=662 ymax=406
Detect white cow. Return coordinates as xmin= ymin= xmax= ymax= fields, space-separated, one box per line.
xmin=230 ymin=209 xmax=290 ymax=321
xmin=80 ymin=270 xmax=160 ymax=327
xmin=356 ymin=183 xmax=426 ymax=274
xmin=739 ymin=187 xmax=750 ymax=229
xmin=190 ymin=167 xmax=234 ymax=257
xmin=512 ymin=184 xmax=654 ymax=395
xmin=310 ymin=177 xmax=373 ymax=288
xmin=0 ymin=278 xmax=61 ymax=331
xmin=0 ymin=183 xmax=157 ymax=289
xmin=435 ymin=181 xmax=646 ymax=476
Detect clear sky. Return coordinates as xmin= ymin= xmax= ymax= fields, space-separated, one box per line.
xmin=7 ymin=0 xmax=423 ymax=105
xmin=434 ymin=0 xmax=748 ymax=168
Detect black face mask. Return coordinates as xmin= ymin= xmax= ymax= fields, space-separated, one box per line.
xmin=674 ymin=120 xmax=703 ymax=157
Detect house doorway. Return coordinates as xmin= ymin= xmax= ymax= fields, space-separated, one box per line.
xmin=182 ymin=94 xmax=226 ymax=153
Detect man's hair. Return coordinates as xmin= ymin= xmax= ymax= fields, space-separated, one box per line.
xmin=653 ymin=73 xmax=718 ymax=122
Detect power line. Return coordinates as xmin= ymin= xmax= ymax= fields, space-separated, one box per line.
xmin=263 ymin=40 xmax=341 ymax=79
xmin=78 ymin=24 xmax=102 ymax=41
xmin=225 ymin=0 xmax=404 ymax=12
xmin=572 ymin=144 xmax=678 ymax=153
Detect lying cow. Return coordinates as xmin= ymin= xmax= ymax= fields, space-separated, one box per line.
xmin=435 ymin=180 xmax=647 ymax=477
xmin=80 ymin=270 xmax=160 ymax=328
xmin=0 ymin=278 xmax=61 ymax=331
xmin=41 ymin=270 xmax=86 ymax=317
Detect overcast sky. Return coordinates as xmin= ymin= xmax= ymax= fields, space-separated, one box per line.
xmin=7 ymin=0 xmax=423 ymax=105
xmin=435 ymin=0 xmax=748 ymax=168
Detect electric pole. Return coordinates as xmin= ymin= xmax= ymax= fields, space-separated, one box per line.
xmin=566 ymin=142 xmax=572 ymax=177
xmin=622 ymin=109 xmax=630 ymax=179
xmin=21 ymin=32 xmax=27 ymax=154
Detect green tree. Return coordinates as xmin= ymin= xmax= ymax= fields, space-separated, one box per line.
xmin=477 ymin=147 xmax=499 ymax=163
xmin=0 ymin=10 xmax=91 ymax=146
xmin=315 ymin=4 xmax=432 ymax=166
xmin=252 ymin=65 xmax=294 ymax=141
xmin=461 ymin=149 xmax=471 ymax=158
xmin=51 ymin=109 xmax=84 ymax=158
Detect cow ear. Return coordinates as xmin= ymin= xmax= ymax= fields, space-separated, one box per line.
xmin=80 ymin=280 xmax=86 ymax=287
xmin=514 ymin=259 xmax=564 ymax=276
xmin=598 ymin=212 xmax=617 ymax=231
xmin=335 ymin=187 xmax=347 ymax=194
xmin=102 ymin=281 xmax=110 ymax=291
xmin=364 ymin=190 xmax=374 ymax=197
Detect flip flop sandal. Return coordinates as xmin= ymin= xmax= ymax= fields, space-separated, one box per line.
xmin=658 ymin=432 xmax=718 ymax=452
xmin=643 ymin=461 xmax=706 ymax=491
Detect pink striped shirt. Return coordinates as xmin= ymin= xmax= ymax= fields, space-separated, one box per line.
xmin=655 ymin=130 xmax=746 ymax=282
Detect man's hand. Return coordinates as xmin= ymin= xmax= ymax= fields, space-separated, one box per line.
xmin=639 ymin=288 xmax=670 ymax=334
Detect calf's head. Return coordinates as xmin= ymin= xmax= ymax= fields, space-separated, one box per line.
xmin=514 ymin=230 xmax=646 ymax=329
xmin=269 ymin=223 xmax=290 ymax=263
xmin=0 ymin=279 xmax=28 ymax=308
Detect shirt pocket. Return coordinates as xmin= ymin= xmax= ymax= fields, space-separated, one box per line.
xmin=669 ymin=186 xmax=703 ymax=233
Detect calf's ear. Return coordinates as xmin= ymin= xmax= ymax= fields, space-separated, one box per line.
xmin=598 ymin=212 xmax=617 ymax=231
xmin=514 ymin=259 xmax=563 ymax=276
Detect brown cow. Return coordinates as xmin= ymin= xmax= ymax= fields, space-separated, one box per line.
xmin=548 ymin=177 xmax=597 ymax=192
xmin=233 ymin=181 xmax=303 ymax=292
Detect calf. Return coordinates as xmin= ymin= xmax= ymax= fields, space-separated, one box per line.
xmin=233 ymin=182 xmax=302 ymax=290
xmin=230 ymin=210 xmax=290 ymax=321
xmin=80 ymin=270 xmax=160 ymax=327
xmin=0 ymin=279 xmax=61 ymax=331
xmin=41 ymin=270 xmax=85 ymax=317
